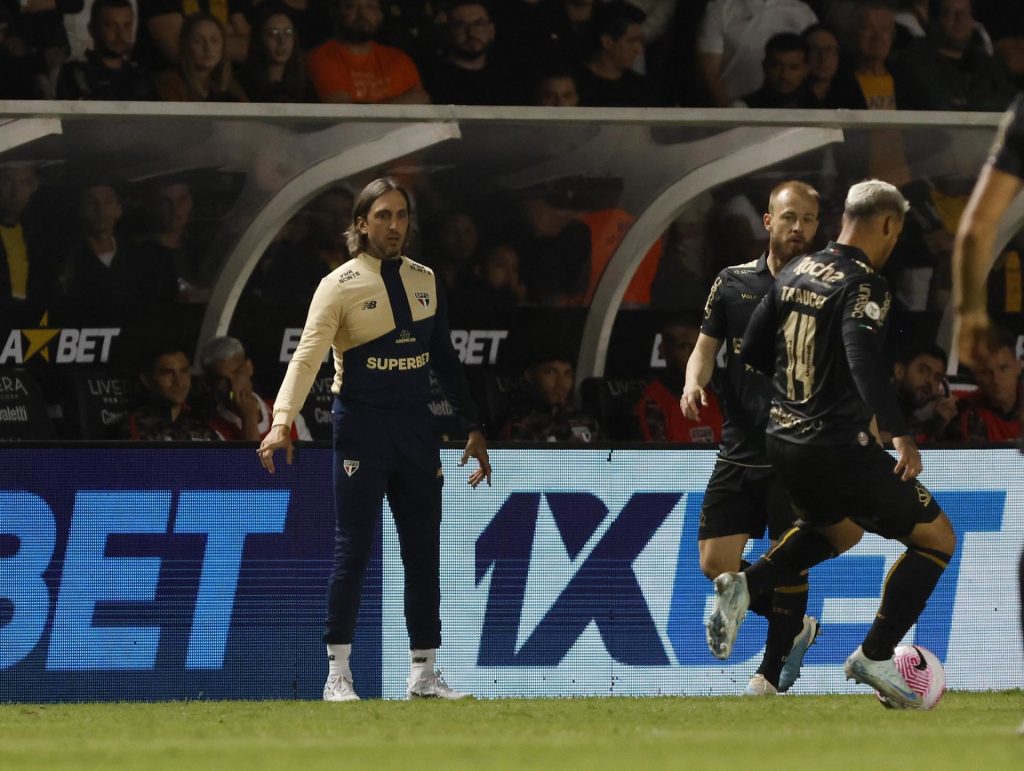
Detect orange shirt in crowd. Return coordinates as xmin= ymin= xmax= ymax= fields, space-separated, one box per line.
xmin=306 ymin=40 xmax=422 ymax=103
xmin=578 ymin=209 xmax=662 ymax=306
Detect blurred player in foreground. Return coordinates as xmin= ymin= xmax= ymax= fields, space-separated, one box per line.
xmin=258 ymin=177 xmax=491 ymax=701
xmin=682 ymin=181 xmax=822 ymax=695
xmin=952 ymin=91 xmax=1024 ymax=732
xmin=707 ymin=180 xmax=957 ymax=709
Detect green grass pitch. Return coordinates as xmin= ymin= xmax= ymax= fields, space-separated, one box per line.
xmin=1 ymin=691 xmax=1021 ymax=770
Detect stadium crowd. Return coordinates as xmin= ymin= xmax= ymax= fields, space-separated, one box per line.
xmin=0 ymin=0 xmax=1021 ymax=443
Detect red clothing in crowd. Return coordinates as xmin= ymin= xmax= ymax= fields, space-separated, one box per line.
xmin=955 ymin=391 xmax=1021 ymax=443
xmin=636 ymin=377 xmax=723 ymax=443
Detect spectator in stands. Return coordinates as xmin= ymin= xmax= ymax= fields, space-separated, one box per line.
xmin=238 ymin=4 xmax=314 ymax=102
xmin=0 ymin=8 xmax=42 ymax=98
xmin=0 ymin=164 xmax=57 ymax=307
xmin=574 ymin=206 xmax=663 ymax=307
xmin=501 ymin=352 xmax=603 ymax=442
xmin=262 ymin=186 xmax=354 ymax=303
xmin=536 ymin=0 xmax=600 ymax=70
xmin=421 ymin=1 xmax=523 ymax=105
xmin=7 ymin=0 xmax=83 ymax=94
xmin=802 ymin=23 xmax=866 ymax=108
xmin=975 ymin=0 xmax=1024 ymax=90
xmin=424 ymin=207 xmax=479 ymax=295
xmin=882 ymin=343 xmax=958 ymax=443
xmin=135 ymin=177 xmax=207 ymax=303
xmin=56 ymin=0 xmax=157 ymax=100
xmin=201 ymin=335 xmax=311 ymax=441
xmin=61 ymin=183 xmax=152 ymax=312
xmin=140 ymin=0 xmax=249 ymax=69
xmin=636 ymin=317 xmax=723 ymax=443
xmin=894 ymin=0 xmax=1014 ymax=111
xmin=121 ymin=343 xmax=220 ymax=440
xmin=306 ymin=0 xmax=429 ymax=103
xmin=850 ymin=1 xmax=912 ymax=186
xmin=451 ymin=240 xmax=525 ymax=322
xmin=576 ymin=0 xmax=657 ymax=107
xmin=695 ymin=0 xmax=817 ymax=106
xmin=154 ymin=13 xmax=248 ymax=101
xmin=62 ymin=0 xmax=137 ymax=62
xmin=954 ymin=331 xmax=1022 ymax=443
xmin=513 ymin=189 xmax=590 ymax=304
xmin=532 ymin=64 xmax=580 ymax=106
xmin=740 ymin=31 xmax=816 ymax=107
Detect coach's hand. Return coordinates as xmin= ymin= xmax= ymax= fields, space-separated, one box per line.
xmin=680 ymin=383 xmax=707 ymax=421
xmin=258 ymin=424 xmax=294 ymax=474
xmin=892 ymin=435 xmax=922 ymax=482
xmin=461 ymin=430 xmax=492 ymax=489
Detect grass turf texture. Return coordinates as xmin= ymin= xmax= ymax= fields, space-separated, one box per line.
xmin=0 ymin=691 xmax=1021 ymax=770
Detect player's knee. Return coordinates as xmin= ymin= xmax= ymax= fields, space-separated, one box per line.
xmin=699 ymin=553 xmax=738 ymax=580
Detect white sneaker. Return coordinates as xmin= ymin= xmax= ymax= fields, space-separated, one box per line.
xmin=407 ymin=670 xmax=471 ymax=700
xmin=743 ymin=673 xmax=778 ymax=696
xmin=843 ymin=646 xmax=921 ymax=709
xmin=706 ymin=572 xmax=750 ymax=660
xmin=323 ymin=674 xmax=360 ymax=702
xmin=778 ymin=615 xmax=820 ymax=693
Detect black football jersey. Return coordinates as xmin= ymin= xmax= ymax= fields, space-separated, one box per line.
xmin=741 ymin=242 xmax=910 ymax=446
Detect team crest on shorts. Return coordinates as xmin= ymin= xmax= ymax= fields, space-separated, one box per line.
xmin=343 ymin=459 xmax=360 ymax=476
xmin=415 ymin=292 xmax=430 ymax=307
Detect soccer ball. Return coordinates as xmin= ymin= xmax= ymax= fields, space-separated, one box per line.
xmin=876 ymin=644 xmax=946 ymax=710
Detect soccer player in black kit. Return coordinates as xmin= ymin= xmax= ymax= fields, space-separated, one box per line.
xmin=682 ymin=180 xmax=821 ymax=696
xmin=706 ymin=180 xmax=957 ymax=709
xmin=952 ymin=93 xmax=1024 ymax=732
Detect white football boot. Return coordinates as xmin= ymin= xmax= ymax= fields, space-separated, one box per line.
xmin=743 ymin=674 xmax=778 ymax=696
xmin=706 ymin=572 xmax=750 ymax=660
xmin=778 ymin=615 xmax=821 ymax=693
xmin=844 ymin=646 xmax=921 ymax=709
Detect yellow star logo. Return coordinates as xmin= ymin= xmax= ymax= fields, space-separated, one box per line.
xmin=22 ymin=312 xmax=60 ymax=363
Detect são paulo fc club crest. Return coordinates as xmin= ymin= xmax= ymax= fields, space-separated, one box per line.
xmin=415 ymin=292 xmax=430 ymax=307
xmin=343 ymin=459 xmax=360 ymax=476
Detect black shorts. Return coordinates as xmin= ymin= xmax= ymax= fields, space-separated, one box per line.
xmin=698 ymin=459 xmax=796 ymax=541
xmin=766 ymin=436 xmax=943 ymax=539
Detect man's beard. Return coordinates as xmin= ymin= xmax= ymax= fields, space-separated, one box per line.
xmin=452 ymin=44 xmax=487 ymax=62
xmin=341 ymin=23 xmax=377 ymax=44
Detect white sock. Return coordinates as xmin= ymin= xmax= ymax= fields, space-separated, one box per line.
xmin=409 ymin=648 xmax=435 ymax=682
xmin=327 ymin=643 xmax=352 ymax=678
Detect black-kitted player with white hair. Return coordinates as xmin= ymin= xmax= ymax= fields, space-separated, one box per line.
xmin=258 ymin=177 xmax=491 ymax=701
xmin=706 ymin=179 xmax=957 ymax=709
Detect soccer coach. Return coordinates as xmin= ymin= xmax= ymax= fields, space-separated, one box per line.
xmin=258 ymin=177 xmax=491 ymax=702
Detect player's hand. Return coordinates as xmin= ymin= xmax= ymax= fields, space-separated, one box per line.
xmin=892 ymin=435 xmax=922 ymax=481
xmin=680 ymin=384 xmax=707 ymax=421
xmin=957 ymin=310 xmax=996 ymax=370
xmin=932 ymin=394 xmax=958 ymax=427
xmin=257 ymin=424 xmax=293 ymax=474
xmin=460 ymin=430 xmax=491 ymax=489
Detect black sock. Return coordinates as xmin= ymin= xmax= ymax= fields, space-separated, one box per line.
xmin=741 ymin=560 xmax=773 ymax=618
xmin=745 ymin=527 xmax=835 ymax=600
xmin=756 ymin=575 xmax=809 ymax=688
xmin=861 ymin=547 xmax=951 ymax=661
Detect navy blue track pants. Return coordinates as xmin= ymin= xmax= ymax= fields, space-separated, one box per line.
xmin=323 ymin=399 xmax=443 ymax=649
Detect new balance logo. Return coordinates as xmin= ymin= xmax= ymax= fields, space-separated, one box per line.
xmin=361 ymin=300 xmax=377 ymax=310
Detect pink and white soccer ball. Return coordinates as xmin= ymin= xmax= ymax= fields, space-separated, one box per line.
xmin=876 ymin=645 xmax=947 ymax=710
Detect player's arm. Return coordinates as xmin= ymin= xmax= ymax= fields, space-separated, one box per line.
xmin=739 ymin=290 xmax=778 ymax=376
xmin=428 ymin=278 xmax=491 ymax=488
xmin=953 ymin=163 xmax=1023 ymax=366
xmin=259 ymin=278 xmax=343 ymax=473
xmin=840 ymin=279 xmax=919 ymax=480
xmin=681 ymin=333 xmax=722 ymax=420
